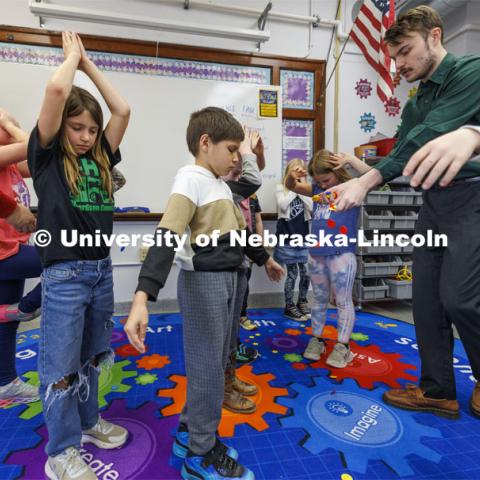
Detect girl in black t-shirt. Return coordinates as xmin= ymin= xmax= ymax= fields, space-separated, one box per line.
xmin=27 ymin=32 xmax=130 ymax=480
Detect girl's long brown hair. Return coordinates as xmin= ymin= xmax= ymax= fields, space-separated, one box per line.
xmin=60 ymin=86 xmax=112 ymax=198
xmin=308 ymin=149 xmax=351 ymax=184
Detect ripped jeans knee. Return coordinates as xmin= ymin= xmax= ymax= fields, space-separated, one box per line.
xmin=43 ymin=349 xmax=114 ymax=414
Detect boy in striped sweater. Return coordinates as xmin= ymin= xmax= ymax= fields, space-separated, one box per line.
xmin=125 ymin=107 xmax=283 ymax=480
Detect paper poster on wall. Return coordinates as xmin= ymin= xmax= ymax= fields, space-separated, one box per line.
xmin=258 ymin=88 xmax=278 ymax=118
xmin=282 ymin=120 xmax=314 ymax=172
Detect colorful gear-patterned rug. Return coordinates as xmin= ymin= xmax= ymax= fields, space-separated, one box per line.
xmin=0 ymin=309 xmax=479 ymax=479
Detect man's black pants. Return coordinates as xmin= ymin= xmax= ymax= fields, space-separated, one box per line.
xmin=413 ymin=179 xmax=480 ymax=399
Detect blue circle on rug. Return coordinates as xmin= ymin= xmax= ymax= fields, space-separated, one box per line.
xmin=308 ymin=391 xmax=403 ymax=446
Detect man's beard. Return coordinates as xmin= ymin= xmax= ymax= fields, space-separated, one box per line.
xmin=408 ymin=47 xmax=436 ymax=82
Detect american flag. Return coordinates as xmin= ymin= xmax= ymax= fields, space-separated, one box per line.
xmin=350 ymin=0 xmax=396 ymax=103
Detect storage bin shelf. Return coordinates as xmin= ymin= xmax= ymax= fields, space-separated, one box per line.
xmin=356 ymin=256 xmax=411 ymax=278
xmin=356 ymin=178 xmax=418 ymax=305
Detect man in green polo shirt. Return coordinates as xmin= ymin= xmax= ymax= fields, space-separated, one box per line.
xmin=331 ymin=6 xmax=480 ymax=419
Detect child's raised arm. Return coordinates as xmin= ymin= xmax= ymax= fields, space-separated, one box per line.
xmin=77 ymin=34 xmax=130 ymax=153
xmin=0 ymin=109 xmax=27 ymax=143
xmin=330 ymin=152 xmax=372 ymax=176
xmin=0 ymin=111 xmax=28 ymax=168
xmin=285 ymin=166 xmax=312 ymax=196
xmin=0 ymin=143 xmax=27 ymax=169
xmin=251 ymin=130 xmax=265 ymax=171
xmin=38 ymin=32 xmax=81 ymax=148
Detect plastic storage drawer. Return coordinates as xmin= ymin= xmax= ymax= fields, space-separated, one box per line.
xmin=389 ymin=191 xmax=416 ymax=205
xmin=385 ymin=279 xmax=412 ymax=299
xmin=353 ymin=279 xmax=389 ymax=300
xmin=362 ymin=210 xmax=393 ymax=229
xmin=357 ymin=256 xmax=402 ymax=277
xmin=393 ymin=211 xmax=418 ymax=229
xmin=366 ymin=191 xmax=390 ymax=205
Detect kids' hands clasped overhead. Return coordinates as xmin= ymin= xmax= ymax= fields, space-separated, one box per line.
xmin=61 ymin=31 xmax=92 ymax=72
xmin=61 ymin=31 xmax=82 ymax=61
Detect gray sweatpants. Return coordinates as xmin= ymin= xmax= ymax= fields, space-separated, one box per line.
xmin=229 ymin=266 xmax=249 ymax=359
xmin=178 ymin=269 xmax=245 ymax=455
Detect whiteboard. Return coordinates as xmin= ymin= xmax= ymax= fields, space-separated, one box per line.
xmin=1 ymin=60 xmax=282 ymax=213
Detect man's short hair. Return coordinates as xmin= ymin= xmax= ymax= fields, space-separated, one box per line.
xmin=186 ymin=106 xmax=244 ymax=156
xmin=385 ymin=5 xmax=444 ymax=45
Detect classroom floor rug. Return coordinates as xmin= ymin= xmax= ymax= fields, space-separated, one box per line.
xmin=1 ymin=308 xmax=479 ymax=480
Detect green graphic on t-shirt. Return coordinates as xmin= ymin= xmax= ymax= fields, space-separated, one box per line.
xmin=70 ymin=157 xmax=113 ymax=212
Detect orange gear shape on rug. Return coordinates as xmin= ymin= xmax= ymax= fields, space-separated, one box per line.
xmin=304 ymin=325 xmax=338 ymax=338
xmin=284 ymin=328 xmax=302 ymax=336
xmin=309 ymin=340 xmax=418 ymax=389
xmin=136 ymin=354 xmax=171 ymax=370
xmin=157 ymin=365 xmax=288 ymax=437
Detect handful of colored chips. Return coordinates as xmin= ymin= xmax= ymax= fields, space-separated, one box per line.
xmin=312 ymin=191 xmax=338 ymax=210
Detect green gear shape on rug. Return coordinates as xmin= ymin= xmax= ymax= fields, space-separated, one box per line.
xmin=10 ymin=361 xmax=137 ymax=419
xmin=135 ymin=373 xmax=158 ymax=386
xmin=99 ymin=360 xmax=137 ymax=408
xmin=350 ymin=332 xmax=369 ymax=342
xmin=283 ymin=353 xmax=303 ymax=363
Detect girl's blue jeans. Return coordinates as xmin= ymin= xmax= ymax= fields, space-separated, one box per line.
xmin=39 ymin=257 xmax=114 ymax=457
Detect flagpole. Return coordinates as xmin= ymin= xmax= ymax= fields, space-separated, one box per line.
xmin=323 ymin=0 xmax=353 ymax=151
xmin=333 ymin=1 xmax=342 ymax=152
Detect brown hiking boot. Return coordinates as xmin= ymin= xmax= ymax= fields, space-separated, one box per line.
xmin=223 ymin=388 xmax=256 ymax=413
xmin=471 ymin=382 xmax=480 ymax=418
xmin=383 ymin=384 xmax=460 ymax=419
xmin=224 ymin=356 xmax=256 ymax=413
xmin=232 ymin=376 xmax=258 ymax=396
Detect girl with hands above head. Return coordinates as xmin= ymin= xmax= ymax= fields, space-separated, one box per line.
xmin=28 ymin=31 xmax=130 ymax=480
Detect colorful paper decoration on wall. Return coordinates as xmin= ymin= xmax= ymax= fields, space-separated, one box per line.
xmin=359 ymin=112 xmax=377 ymax=133
xmin=355 ymin=79 xmax=373 ymax=99
xmin=408 ymin=86 xmax=419 ymax=98
xmin=384 ymin=97 xmax=401 ymax=117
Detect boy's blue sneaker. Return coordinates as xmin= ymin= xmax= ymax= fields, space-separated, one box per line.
xmin=173 ymin=424 xmax=238 ymax=460
xmin=181 ymin=439 xmax=254 ymax=480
